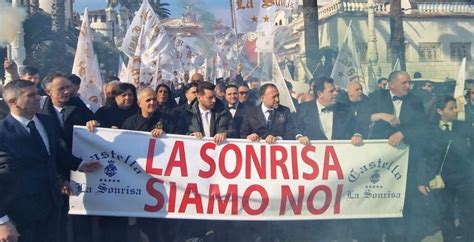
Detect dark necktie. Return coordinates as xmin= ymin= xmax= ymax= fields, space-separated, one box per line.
xmin=392 ymin=96 xmax=405 ymax=101
xmin=442 ymin=124 xmax=451 ymax=132
xmin=321 ymin=106 xmax=334 ymax=112
xmin=229 ymin=105 xmax=236 ymax=110
xmin=267 ymin=110 xmax=274 ymax=129
xmin=59 ymin=108 xmax=65 ymax=127
xmin=27 ymin=120 xmax=49 ymax=156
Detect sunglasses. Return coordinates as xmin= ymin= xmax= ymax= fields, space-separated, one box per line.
xmin=239 ymin=92 xmax=248 ymax=95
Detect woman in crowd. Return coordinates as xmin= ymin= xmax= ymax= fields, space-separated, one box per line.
xmin=155 ymin=83 xmax=177 ymax=116
xmin=86 ymin=82 xmax=138 ymax=242
xmin=93 ymin=82 xmax=138 ymax=129
xmin=418 ymin=95 xmax=474 ymax=242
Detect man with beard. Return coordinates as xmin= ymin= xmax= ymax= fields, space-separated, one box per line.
xmin=174 ymin=81 xmax=232 ymax=241
xmin=224 ymin=84 xmax=246 ymax=138
xmin=240 ymin=83 xmax=295 ymax=144
xmin=176 ymin=81 xmax=231 ymax=145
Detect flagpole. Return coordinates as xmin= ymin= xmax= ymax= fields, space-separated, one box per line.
xmin=311 ymin=62 xmax=321 ymax=77
xmin=229 ymin=0 xmax=241 ymax=63
xmin=248 ymin=65 xmax=260 ymax=77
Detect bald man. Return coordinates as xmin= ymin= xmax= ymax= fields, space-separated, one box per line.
xmin=344 ymin=81 xmax=371 ymax=138
xmin=190 ymin=73 xmax=204 ymax=83
xmin=121 ymin=88 xmax=175 ymax=242
xmin=122 ymin=88 xmax=174 ymax=135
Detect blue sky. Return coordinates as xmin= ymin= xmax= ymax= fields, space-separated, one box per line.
xmin=74 ymin=0 xmax=232 ymax=25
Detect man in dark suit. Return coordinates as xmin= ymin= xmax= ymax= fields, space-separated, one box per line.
xmin=175 ymin=82 xmax=232 ymax=241
xmin=240 ymin=83 xmax=295 ymax=143
xmin=224 ymin=84 xmax=246 ymax=138
xmin=465 ymin=85 xmax=474 ymax=127
xmin=0 ymin=85 xmax=8 ymax=119
xmin=418 ymin=95 xmax=474 ymax=242
xmin=293 ymin=77 xmax=361 ymax=242
xmin=40 ymin=72 xmax=95 ymax=242
xmin=176 ymin=81 xmax=232 ymax=145
xmin=337 ymin=81 xmax=372 ymax=138
xmin=122 ymin=87 xmax=175 ymax=242
xmin=174 ymin=83 xmax=198 ymax=123
xmin=0 ymin=80 xmax=100 ymax=242
xmin=368 ymin=70 xmax=427 ymax=242
xmin=295 ymin=77 xmax=363 ymax=145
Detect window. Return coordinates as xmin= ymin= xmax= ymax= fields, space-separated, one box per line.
xmin=450 ymin=42 xmax=471 ymax=61
xmin=419 ymin=42 xmax=442 ymax=62
xmin=355 ymin=43 xmax=367 ymax=63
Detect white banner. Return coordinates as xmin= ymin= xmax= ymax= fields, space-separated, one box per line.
xmin=70 ymin=127 xmax=409 ymax=220
xmin=233 ymin=0 xmax=296 ymax=34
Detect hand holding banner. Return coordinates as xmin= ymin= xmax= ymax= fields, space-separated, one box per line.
xmin=70 ymin=127 xmax=408 ymax=220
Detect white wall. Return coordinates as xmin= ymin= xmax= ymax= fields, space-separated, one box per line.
xmin=317 ymin=14 xmax=474 ymax=80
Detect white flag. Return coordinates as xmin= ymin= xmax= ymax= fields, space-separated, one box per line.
xmin=256 ymin=25 xmax=292 ymax=53
xmin=330 ymin=22 xmax=367 ymax=93
xmin=272 ymin=54 xmax=296 ymax=112
xmin=283 ymin=64 xmax=293 ymax=81
xmin=121 ymin=0 xmax=175 ymax=66
xmin=454 ymin=57 xmax=467 ymax=121
xmin=300 ymin=59 xmax=313 ymax=82
xmin=72 ymin=9 xmax=103 ymax=108
xmin=233 ymin=0 xmax=296 ymax=34
xmin=118 ymin=56 xmax=130 ymax=83
xmin=392 ymin=58 xmax=401 ymax=72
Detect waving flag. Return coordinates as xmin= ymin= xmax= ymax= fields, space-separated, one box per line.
xmin=72 ymin=9 xmax=103 ymax=108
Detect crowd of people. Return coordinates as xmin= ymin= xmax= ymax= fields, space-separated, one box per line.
xmin=0 ymin=59 xmax=473 ymax=242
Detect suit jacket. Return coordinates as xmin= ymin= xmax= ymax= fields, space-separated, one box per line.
xmin=296 ymin=101 xmax=358 ymax=140
xmin=368 ymin=90 xmax=426 ymax=144
xmin=175 ymin=101 xmax=232 ymax=137
xmin=122 ymin=111 xmax=174 ymax=133
xmin=465 ymin=102 xmax=474 ymax=128
xmin=0 ymin=114 xmax=64 ymax=224
xmin=240 ymin=104 xmax=295 ymax=140
xmin=41 ymin=96 xmax=94 ymax=177
xmin=0 ymin=99 xmax=8 ymax=120
xmin=338 ymin=95 xmax=372 ymax=138
xmin=226 ymin=102 xmax=247 ymax=138
xmin=418 ymin=120 xmax=474 ymax=184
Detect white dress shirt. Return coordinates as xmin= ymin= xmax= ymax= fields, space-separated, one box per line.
xmin=199 ymin=106 xmax=211 ymax=137
xmin=261 ymin=104 xmax=273 ymax=123
xmin=10 ymin=113 xmax=50 ymax=154
xmin=390 ymin=91 xmax=403 ymax=119
xmin=317 ymin=100 xmax=334 ymax=140
xmin=228 ymin=103 xmax=238 ymax=118
xmin=439 ymin=121 xmax=453 ymax=131
xmin=53 ymin=105 xmax=65 ymax=127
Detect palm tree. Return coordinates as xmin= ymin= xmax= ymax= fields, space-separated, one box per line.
xmin=389 ymin=0 xmax=406 ymax=71
xmin=117 ymin=0 xmax=171 ymax=19
xmin=303 ymin=0 xmax=320 ymax=78
xmin=150 ymin=0 xmax=171 ymax=19
xmin=49 ymin=0 xmax=68 ymax=72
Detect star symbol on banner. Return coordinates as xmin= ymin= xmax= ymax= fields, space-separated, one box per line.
xmin=251 ymin=15 xmax=258 ymax=23
xmin=338 ymin=72 xmax=344 ymax=78
xmin=263 ymin=15 xmax=270 ymax=22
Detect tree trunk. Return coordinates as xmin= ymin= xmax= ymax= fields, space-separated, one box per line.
xmin=303 ymin=0 xmax=320 ymax=79
xmin=49 ymin=0 xmax=68 ymax=72
xmin=390 ymin=0 xmax=406 ymax=71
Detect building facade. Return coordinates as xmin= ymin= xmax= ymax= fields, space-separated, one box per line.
xmin=278 ymin=0 xmax=473 ymax=83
